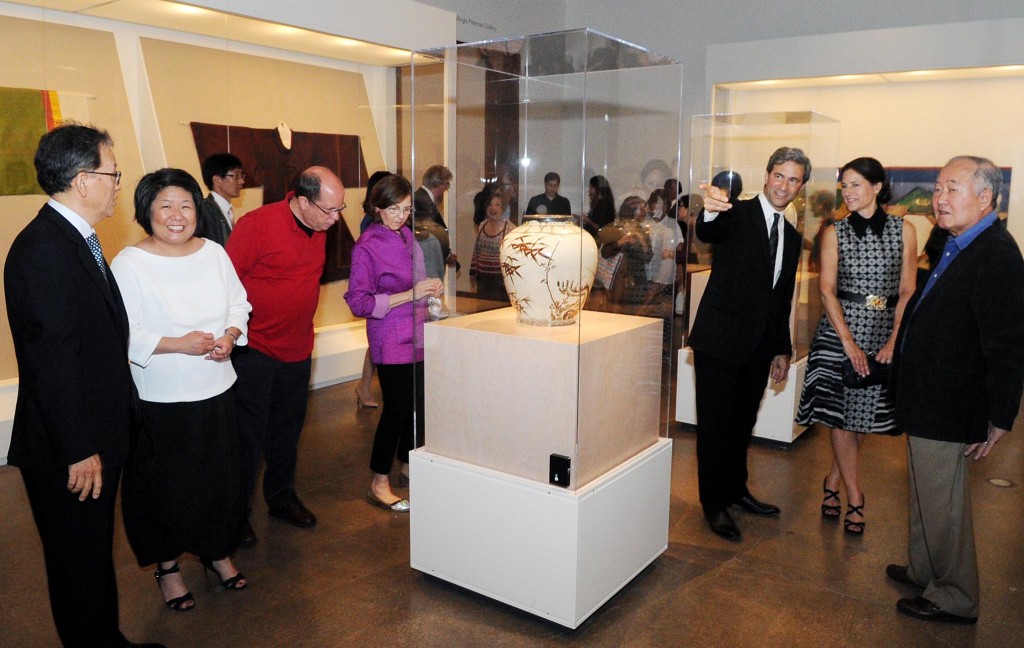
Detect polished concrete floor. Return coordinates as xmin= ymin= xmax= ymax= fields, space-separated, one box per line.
xmin=2 ymin=374 xmax=1023 ymax=647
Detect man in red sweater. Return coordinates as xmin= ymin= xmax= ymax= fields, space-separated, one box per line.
xmin=226 ymin=167 xmax=346 ymax=546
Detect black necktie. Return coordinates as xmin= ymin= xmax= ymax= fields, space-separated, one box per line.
xmin=768 ymin=213 xmax=780 ymax=276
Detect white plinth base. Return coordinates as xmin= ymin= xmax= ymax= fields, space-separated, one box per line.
xmin=674 ymin=347 xmax=808 ymax=444
xmin=409 ymin=438 xmax=672 ymax=629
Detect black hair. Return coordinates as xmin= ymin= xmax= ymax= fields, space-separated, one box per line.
xmin=543 ymin=171 xmax=560 ymax=184
xmin=362 ymin=170 xmax=393 ymax=214
xmin=34 ymin=122 xmax=113 ymax=195
xmin=840 ymin=157 xmax=891 ymax=205
xmin=133 ymin=168 xmax=205 ymax=237
xmin=201 ymin=153 xmax=243 ymax=189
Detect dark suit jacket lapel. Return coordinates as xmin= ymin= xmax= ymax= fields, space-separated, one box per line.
xmin=754 ymin=204 xmax=772 ymax=268
xmin=205 ymin=193 xmax=229 ymax=241
xmin=41 ymin=205 xmax=124 ymax=325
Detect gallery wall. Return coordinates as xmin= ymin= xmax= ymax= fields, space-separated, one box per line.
xmin=718 ymin=75 xmax=1024 ymax=246
xmin=0 ymin=15 xmax=145 ymax=379
xmin=140 ymin=36 xmax=387 ymax=325
xmin=0 ymin=3 xmax=452 ymax=382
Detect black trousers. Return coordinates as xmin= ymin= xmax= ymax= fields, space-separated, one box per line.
xmin=370 ymin=362 xmax=425 ymax=475
xmin=232 ymin=346 xmax=312 ymax=509
xmin=21 ymin=465 xmax=125 ymax=648
xmin=693 ymin=347 xmax=772 ymax=514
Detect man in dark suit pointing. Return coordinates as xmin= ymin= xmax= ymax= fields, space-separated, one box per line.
xmin=688 ymin=147 xmax=807 ymax=541
xmin=4 ymin=124 xmax=161 ymax=647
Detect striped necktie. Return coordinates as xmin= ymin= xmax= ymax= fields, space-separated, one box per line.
xmin=768 ymin=213 xmax=781 ymax=274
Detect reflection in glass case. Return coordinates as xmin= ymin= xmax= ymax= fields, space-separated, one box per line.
xmin=407 ymin=29 xmax=681 ymax=628
xmin=409 ymin=29 xmax=683 ymax=463
xmin=678 ymin=111 xmax=840 ymax=444
xmin=687 ymin=111 xmax=840 ymax=360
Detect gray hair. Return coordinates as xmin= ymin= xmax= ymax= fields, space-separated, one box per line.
xmin=946 ymin=155 xmax=1001 ymax=210
xmin=422 ymin=164 xmax=452 ymax=189
xmin=766 ymin=147 xmax=812 ymax=183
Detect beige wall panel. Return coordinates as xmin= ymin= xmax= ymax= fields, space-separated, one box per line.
xmin=0 ymin=16 xmax=144 ymax=380
xmin=140 ymin=37 xmax=387 ymax=327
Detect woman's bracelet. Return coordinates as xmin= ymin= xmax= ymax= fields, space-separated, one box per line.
xmin=225 ymin=330 xmax=239 ymax=342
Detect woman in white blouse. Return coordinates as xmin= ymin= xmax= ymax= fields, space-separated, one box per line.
xmin=111 ymin=168 xmax=251 ymax=611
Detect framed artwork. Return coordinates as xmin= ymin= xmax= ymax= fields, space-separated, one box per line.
xmin=886 ymin=166 xmax=1012 ymax=221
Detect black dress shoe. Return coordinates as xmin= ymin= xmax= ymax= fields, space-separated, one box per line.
xmin=236 ymin=519 xmax=257 ymax=548
xmin=733 ymin=494 xmax=781 ymax=516
xmin=885 ymin=564 xmax=920 ymax=587
xmin=896 ymin=596 xmax=977 ymax=625
xmin=705 ymin=509 xmax=742 ymax=542
xmin=268 ymin=500 xmax=317 ymax=528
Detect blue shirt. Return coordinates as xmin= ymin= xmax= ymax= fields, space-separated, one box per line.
xmin=919 ymin=211 xmax=998 ymax=301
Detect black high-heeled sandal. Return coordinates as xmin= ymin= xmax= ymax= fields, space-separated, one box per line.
xmin=844 ymin=500 xmax=865 ymax=535
xmin=200 ymin=557 xmax=248 ymax=590
xmin=821 ymin=477 xmax=841 ymax=519
xmin=154 ymin=562 xmax=195 ymax=611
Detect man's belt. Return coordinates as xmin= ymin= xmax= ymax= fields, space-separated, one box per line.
xmin=837 ymin=290 xmax=898 ymax=310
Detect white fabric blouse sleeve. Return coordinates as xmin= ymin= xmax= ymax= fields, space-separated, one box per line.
xmin=214 ymin=244 xmax=251 ymax=345
xmin=110 ymin=252 xmax=161 ymax=368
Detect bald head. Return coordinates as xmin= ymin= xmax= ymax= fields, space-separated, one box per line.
xmin=291 ymin=166 xmax=346 ymax=231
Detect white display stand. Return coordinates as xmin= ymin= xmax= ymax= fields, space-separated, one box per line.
xmin=413 ymin=307 xmax=671 ymax=627
xmin=410 ymin=438 xmax=672 ymax=629
xmin=0 ymin=378 xmax=16 ymax=466
xmin=674 ymin=347 xmax=808 ymax=444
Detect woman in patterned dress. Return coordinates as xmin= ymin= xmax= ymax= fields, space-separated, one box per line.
xmin=796 ymin=158 xmax=917 ymax=535
xmin=470 ymin=191 xmax=514 ymax=301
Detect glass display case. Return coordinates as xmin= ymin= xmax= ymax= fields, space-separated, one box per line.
xmin=406 ymin=29 xmax=682 ymax=628
xmin=676 ymin=111 xmax=840 ymax=443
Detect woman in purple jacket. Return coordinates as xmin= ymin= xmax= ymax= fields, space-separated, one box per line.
xmin=345 ymin=175 xmax=444 ymax=511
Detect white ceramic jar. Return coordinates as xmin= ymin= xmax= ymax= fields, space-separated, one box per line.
xmin=499 ymin=216 xmax=598 ymax=326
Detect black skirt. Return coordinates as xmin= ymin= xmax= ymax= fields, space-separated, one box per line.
xmin=121 ymin=389 xmax=245 ymax=565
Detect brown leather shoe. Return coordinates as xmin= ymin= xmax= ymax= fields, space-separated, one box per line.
xmin=896 ymin=596 xmax=977 ymax=625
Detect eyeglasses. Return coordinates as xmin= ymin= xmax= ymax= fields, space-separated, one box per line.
xmin=384 ymin=205 xmax=413 ymax=217
xmin=224 ymin=172 xmax=246 ymax=180
xmin=308 ymin=199 xmax=346 ymax=216
xmin=85 ymin=170 xmax=122 ymax=185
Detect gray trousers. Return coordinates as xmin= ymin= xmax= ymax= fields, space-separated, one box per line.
xmin=906 ymin=435 xmax=980 ymax=617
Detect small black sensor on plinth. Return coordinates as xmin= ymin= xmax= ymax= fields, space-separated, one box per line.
xmin=549 ymin=454 xmax=571 ymax=488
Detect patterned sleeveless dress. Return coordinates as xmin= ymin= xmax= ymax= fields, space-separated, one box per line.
xmin=471 ymin=221 xmax=510 ymax=300
xmin=796 ymin=213 xmax=904 ymax=434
